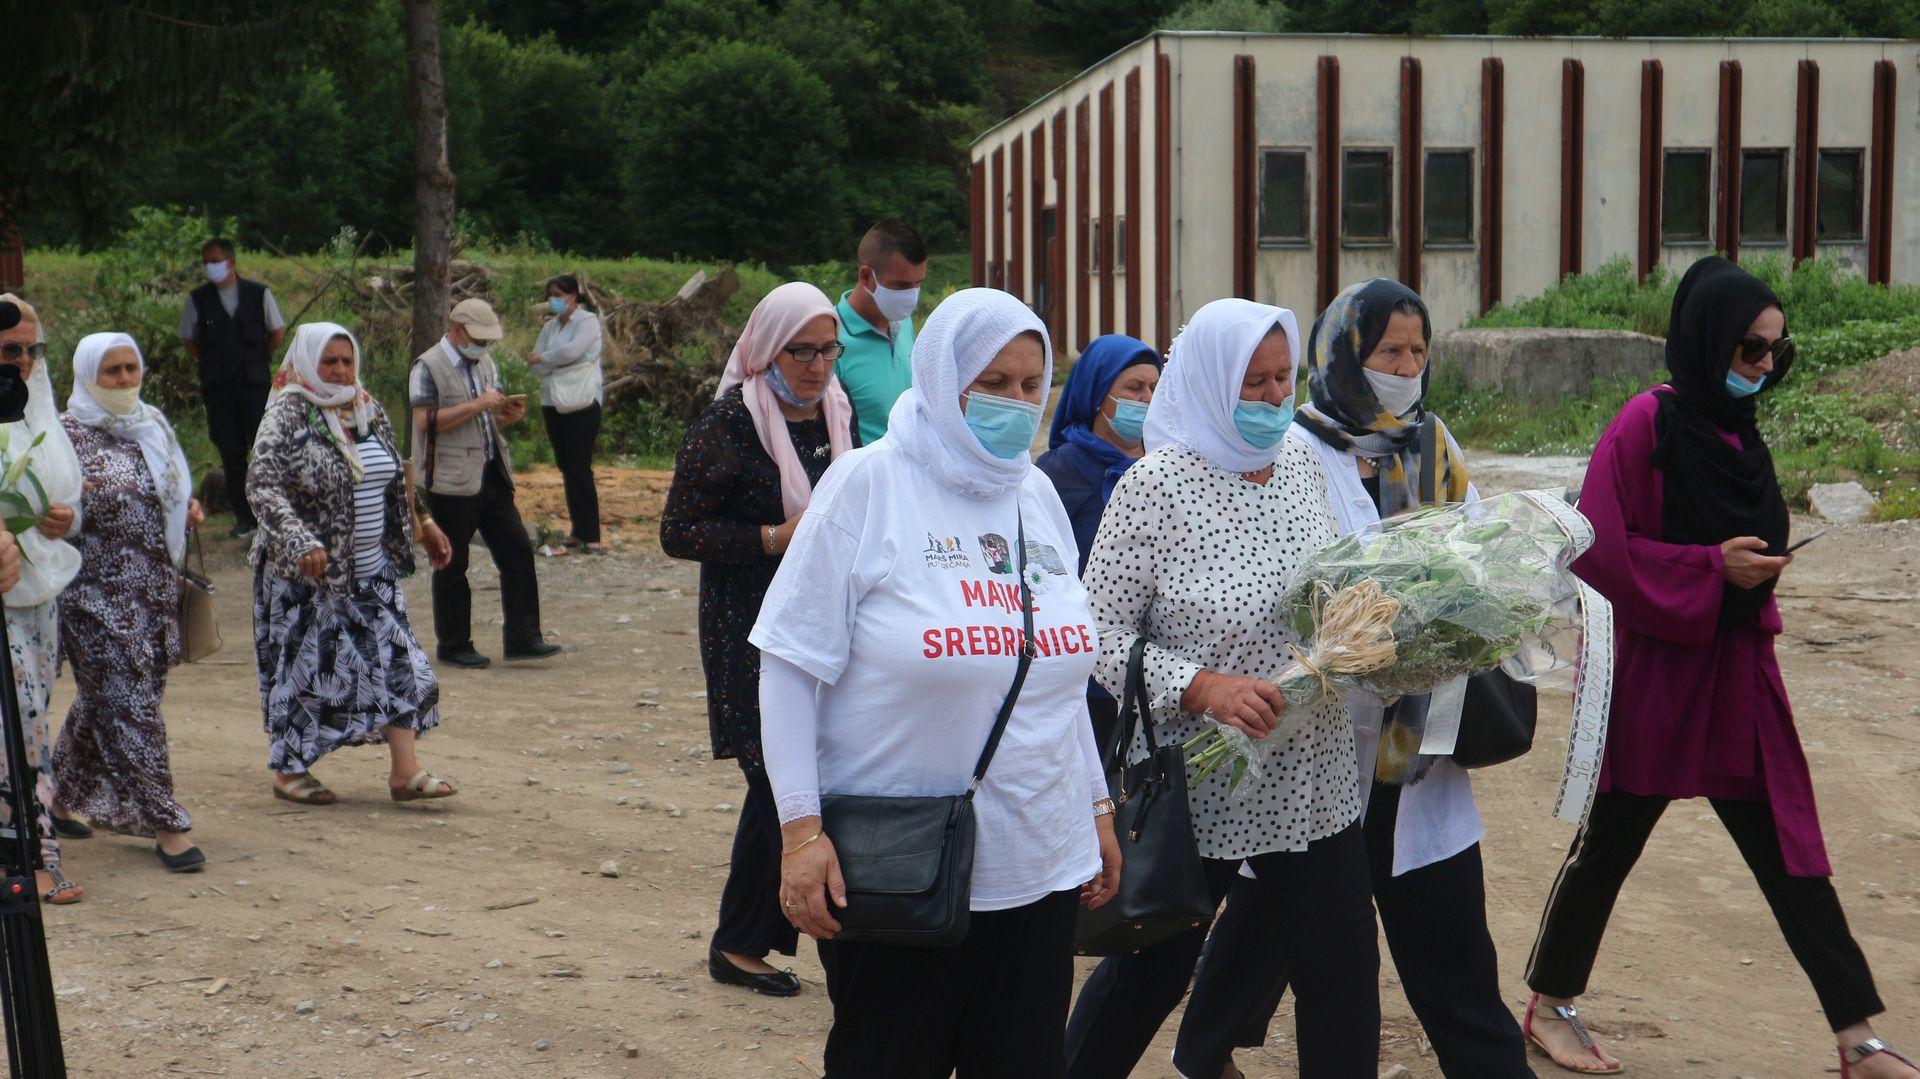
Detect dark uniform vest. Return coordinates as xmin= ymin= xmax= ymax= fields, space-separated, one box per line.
xmin=190 ymin=278 xmax=272 ymax=387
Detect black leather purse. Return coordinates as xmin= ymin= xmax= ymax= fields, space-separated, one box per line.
xmin=819 ymin=517 xmax=1036 ymax=948
xmin=1074 ymin=638 xmax=1214 ymax=955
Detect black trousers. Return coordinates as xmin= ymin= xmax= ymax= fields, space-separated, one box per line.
xmin=1065 ymin=823 xmax=1379 ymax=1079
xmin=425 ymin=462 xmax=544 ymax=653
xmin=712 ymin=767 xmax=798 ymax=959
xmin=541 ymin=403 xmax=602 ymax=544
xmin=204 ymin=380 xmax=269 ymax=531
xmin=817 ymin=889 xmax=1080 ymax=1078
xmin=1527 ymin=790 xmax=1884 ymax=1032
xmin=1198 ymin=782 xmax=1534 ymax=1079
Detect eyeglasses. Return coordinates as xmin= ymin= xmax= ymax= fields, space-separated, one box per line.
xmin=0 ymin=342 xmax=46 ymax=364
xmin=781 ymin=343 xmax=845 ymax=366
xmin=1738 ymin=334 xmax=1793 ymax=365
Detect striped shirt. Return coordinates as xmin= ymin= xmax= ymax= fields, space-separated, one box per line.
xmin=352 ymin=432 xmax=398 ymax=580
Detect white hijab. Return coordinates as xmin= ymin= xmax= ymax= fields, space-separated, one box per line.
xmin=884 ymin=288 xmax=1053 ymax=501
xmin=1143 ymin=297 xmax=1301 ymax=474
xmin=273 ymin=322 xmax=376 ymax=481
xmin=0 ymin=295 xmax=82 ymax=609
xmin=67 ymin=333 xmax=195 ymax=566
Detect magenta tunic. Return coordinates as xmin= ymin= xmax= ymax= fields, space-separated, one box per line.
xmin=1575 ymin=389 xmax=1829 ymax=877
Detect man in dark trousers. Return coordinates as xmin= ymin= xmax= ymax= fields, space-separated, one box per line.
xmin=409 ymin=298 xmax=561 ymax=669
xmin=179 ymin=237 xmax=286 ymax=537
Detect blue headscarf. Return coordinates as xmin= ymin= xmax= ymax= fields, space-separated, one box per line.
xmin=1047 ymin=334 xmax=1162 ymax=498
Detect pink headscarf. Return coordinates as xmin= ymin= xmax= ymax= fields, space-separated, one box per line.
xmin=716 ymin=282 xmax=855 ymax=517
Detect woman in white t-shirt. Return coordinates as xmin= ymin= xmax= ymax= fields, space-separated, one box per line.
xmin=1063 ymin=298 xmax=1379 ymax=1079
xmin=752 ymin=288 xmax=1121 ymax=1078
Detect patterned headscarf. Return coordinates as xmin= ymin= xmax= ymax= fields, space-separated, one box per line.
xmin=272 ymin=322 xmax=377 ymax=481
xmin=1297 ymin=278 xmax=1469 ymax=518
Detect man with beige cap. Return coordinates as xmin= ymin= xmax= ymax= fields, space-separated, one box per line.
xmin=409 ymin=298 xmax=560 ymax=669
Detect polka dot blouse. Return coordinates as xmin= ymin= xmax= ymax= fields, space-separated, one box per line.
xmin=1085 ymin=440 xmax=1362 ymax=859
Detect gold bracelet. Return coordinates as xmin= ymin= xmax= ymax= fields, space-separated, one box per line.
xmin=781 ymin=830 xmax=824 ymax=858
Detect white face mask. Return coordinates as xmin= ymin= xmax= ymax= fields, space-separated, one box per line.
xmin=91 ymin=383 xmax=142 ymax=416
xmin=1363 ymin=368 xmax=1424 ymax=417
xmin=866 ymin=274 xmax=920 ymax=324
xmin=457 ymin=341 xmax=491 ymax=362
xmin=204 ymin=260 xmax=233 ymax=285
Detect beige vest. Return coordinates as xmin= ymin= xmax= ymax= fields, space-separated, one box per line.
xmin=411 ymin=342 xmax=514 ymax=497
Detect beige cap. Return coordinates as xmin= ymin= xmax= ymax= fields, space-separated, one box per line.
xmin=450 ymin=298 xmax=504 ymax=341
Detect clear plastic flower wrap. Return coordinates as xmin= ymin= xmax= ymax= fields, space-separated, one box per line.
xmin=1186 ymin=489 xmax=1616 ymax=825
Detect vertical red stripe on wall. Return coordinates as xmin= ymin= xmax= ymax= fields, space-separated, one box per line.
xmin=1868 ymin=60 xmax=1896 ymax=285
xmin=1051 ymin=110 xmax=1068 ymax=350
xmin=1560 ymin=59 xmax=1585 ymax=280
xmin=1637 ymin=60 xmax=1664 ymax=283
xmin=1316 ymin=56 xmax=1341 ymax=311
xmin=1398 ymin=56 xmax=1423 ymax=292
xmin=1155 ymin=49 xmax=1173 ymax=353
xmin=1076 ymin=98 xmax=1092 ymax=350
xmin=1793 ymin=61 xmax=1820 ymax=266
xmin=970 ymin=160 xmax=986 ymax=287
xmin=1030 ymin=121 xmax=1047 ymax=312
xmin=1232 ymin=55 xmax=1256 ymax=300
xmin=1010 ymin=135 xmax=1025 ymax=299
xmin=1715 ymin=61 xmax=1743 ymax=261
xmin=1480 ymin=58 xmax=1505 ymax=314
xmin=990 ymin=146 xmax=1006 ymax=289
xmin=1125 ymin=67 xmax=1143 ymax=340
xmin=1099 ymin=82 xmax=1116 ymax=336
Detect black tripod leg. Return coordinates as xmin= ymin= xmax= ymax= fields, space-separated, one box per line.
xmin=0 ymin=610 xmax=65 ymax=1075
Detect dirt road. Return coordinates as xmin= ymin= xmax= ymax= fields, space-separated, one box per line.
xmin=42 ymin=466 xmax=1920 ymax=1077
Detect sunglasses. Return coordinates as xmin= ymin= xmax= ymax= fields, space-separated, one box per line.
xmin=0 ymin=342 xmax=46 ymax=364
xmin=1738 ymin=334 xmax=1793 ymax=365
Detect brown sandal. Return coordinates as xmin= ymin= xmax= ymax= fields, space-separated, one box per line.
xmin=40 ymin=867 xmax=82 ymax=905
xmin=390 ymin=770 xmax=456 ymax=802
xmin=272 ymin=774 xmax=337 ymax=805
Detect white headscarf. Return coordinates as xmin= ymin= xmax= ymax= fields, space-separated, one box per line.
xmin=272 ymin=322 xmax=376 ymax=481
xmin=0 ymin=294 xmax=82 ymax=609
xmin=884 ymin=288 xmax=1053 ymax=501
xmin=68 ymin=333 xmax=195 ymax=565
xmin=1143 ymin=297 xmax=1302 ymax=474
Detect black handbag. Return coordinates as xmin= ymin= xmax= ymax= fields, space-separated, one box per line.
xmin=818 ymin=516 xmax=1036 ymax=948
xmin=1418 ymin=419 xmax=1539 ymax=769
xmin=1074 ymin=638 xmax=1214 ymax=955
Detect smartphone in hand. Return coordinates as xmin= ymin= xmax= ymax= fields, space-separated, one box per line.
xmin=1783 ymin=530 xmax=1826 ymax=555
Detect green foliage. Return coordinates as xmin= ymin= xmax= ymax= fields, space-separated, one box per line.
xmin=1161 ymin=0 xmax=1292 ymax=32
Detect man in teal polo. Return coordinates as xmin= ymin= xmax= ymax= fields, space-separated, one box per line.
xmin=836 ymin=219 xmax=929 ymax=444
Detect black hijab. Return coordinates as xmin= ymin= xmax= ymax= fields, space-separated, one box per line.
xmin=1650 ymin=256 xmax=1792 ymax=625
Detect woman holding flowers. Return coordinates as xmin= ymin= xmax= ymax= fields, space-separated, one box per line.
xmin=248 ymin=322 xmax=454 ymax=806
xmin=1064 ymin=297 xmax=1378 ymax=1079
xmin=52 ymin=333 xmax=206 ymax=873
xmin=1524 ymin=257 xmax=1916 ymax=1078
xmin=0 ymin=294 xmax=86 ymax=903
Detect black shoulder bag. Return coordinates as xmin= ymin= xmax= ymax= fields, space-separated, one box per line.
xmin=1074 ymin=636 xmax=1214 ymax=955
xmin=819 ymin=515 xmax=1036 ymax=948
xmin=1418 ymin=420 xmax=1538 ymax=769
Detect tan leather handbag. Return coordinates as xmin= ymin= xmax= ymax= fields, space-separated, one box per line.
xmin=178 ymin=529 xmax=221 ymax=662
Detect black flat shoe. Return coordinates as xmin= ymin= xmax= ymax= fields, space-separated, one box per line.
xmin=51 ymin=817 xmax=92 ymax=840
xmin=437 ymin=647 xmax=491 ymax=669
xmin=504 ymin=639 xmax=562 ymax=660
xmin=707 ymin=947 xmax=800 ymax=997
xmin=155 ymin=845 xmax=206 ymax=873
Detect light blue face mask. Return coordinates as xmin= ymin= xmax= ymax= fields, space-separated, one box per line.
xmin=548 ymin=295 xmax=569 ymax=316
xmin=765 ymin=363 xmax=826 ymax=408
xmin=1233 ymin=396 xmax=1295 ymax=449
xmin=1724 ymin=369 xmax=1767 ymax=398
xmin=965 ymin=390 xmax=1044 ymax=460
xmin=1107 ymin=396 xmax=1148 ymax=444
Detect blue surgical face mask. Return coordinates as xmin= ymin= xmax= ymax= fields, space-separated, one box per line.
xmin=764 ymin=363 xmax=826 ymax=408
xmin=1233 ymin=396 xmax=1295 ymax=449
xmin=1107 ymin=396 xmax=1148 ymax=444
xmin=548 ymin=295 xmax=569 ymax=316
xmin=1724 ymin=369 xmax=1767 ymax=398
xmin=964 ymin=390 xmax=1044 ymax=460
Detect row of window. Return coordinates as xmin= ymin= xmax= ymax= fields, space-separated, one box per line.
xmin=1256 ymin=146 xmax=1869 ymax=248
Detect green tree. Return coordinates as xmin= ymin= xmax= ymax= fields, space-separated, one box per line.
xmin=1160 ymin=0 xmax=1292 ymax=31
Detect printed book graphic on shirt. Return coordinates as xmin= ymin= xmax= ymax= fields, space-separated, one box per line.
xmin=923 ymin=532 xmax=971 ymax=570
xmin=977 ymin=533 xmax=1013 ymax=574
xmin=1023 ymin=541 xmax=1068 ymax=577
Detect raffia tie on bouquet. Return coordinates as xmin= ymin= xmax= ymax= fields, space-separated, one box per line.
xmin=1274 ymin=579 xmax=1402 ymax=707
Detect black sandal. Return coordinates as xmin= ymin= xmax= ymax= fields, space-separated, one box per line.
xmin=51 ymin=816 xmax=93 ymax=840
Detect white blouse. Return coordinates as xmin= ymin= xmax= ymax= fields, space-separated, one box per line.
xmin=529 ymin=310 xmax=604 ymax=408
xmin=1086 ymin=440 xmax=1361 ymax=860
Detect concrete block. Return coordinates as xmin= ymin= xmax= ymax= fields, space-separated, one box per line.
xmin=1433 ymin=328 xmax=1667 ymax=404
xmin=1808 ymin=481 xmax=1877 ymax=525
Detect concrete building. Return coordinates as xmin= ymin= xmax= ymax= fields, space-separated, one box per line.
xmin=966 ymin=33 xmax=1918 ymax=352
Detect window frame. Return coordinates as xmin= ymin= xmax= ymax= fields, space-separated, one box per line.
xmin=1115 ymin=216 xmax=1128 ymax=275
xmin=1257 ymin=147 xmax=1312 ymax=248
xmin=1089 ymin=218 xmax=1103 ymax=276
xmin=1341 ymin=147 xmax=1395 ymax=248
xmin=1816 ymin=148 xmax=1865 ymax=242
xmin=1422 ymin=147 xmax=1476 ymax=250
xmin=1661 ymin=148 xmax=1714 ymax=246
xmin=1738 ymin=148 xmax=1789 ymax=246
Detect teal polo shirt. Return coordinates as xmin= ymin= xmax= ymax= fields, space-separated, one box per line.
xmin=836 ymin=290 xmax=915 ymax=445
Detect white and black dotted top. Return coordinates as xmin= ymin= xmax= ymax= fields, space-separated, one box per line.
xmin=1085 ymin=439 xmax=1361 ymax=859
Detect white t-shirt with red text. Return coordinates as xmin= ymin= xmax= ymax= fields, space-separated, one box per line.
xmin=751 ymin=441 xmax=1106 ymax=910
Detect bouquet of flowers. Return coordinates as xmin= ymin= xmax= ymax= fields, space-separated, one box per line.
xmin=0 ymin=425 xmax=52 ymax=536
xmin=1186 ymin=489 xmax=1615 ymax=824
